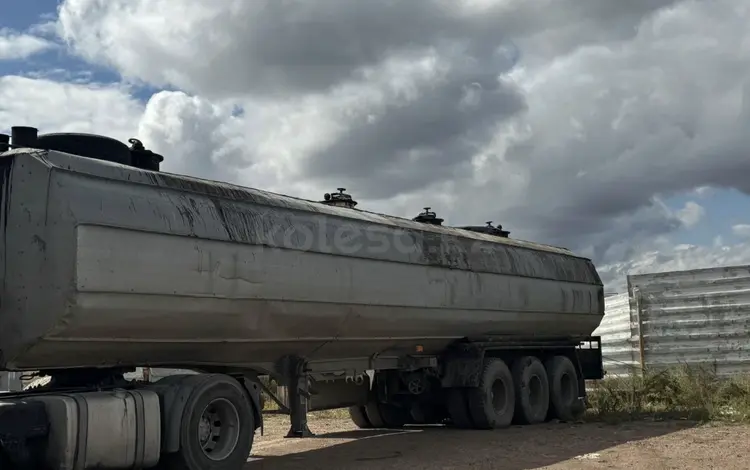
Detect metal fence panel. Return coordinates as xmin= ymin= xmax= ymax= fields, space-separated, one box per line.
xmin=594 ymin=293 xmax=638 ymax=376
xmin=0 ymin=372 xmax=21 ymax=392
xmin=628 ymin=265 xmax=750 ymax=376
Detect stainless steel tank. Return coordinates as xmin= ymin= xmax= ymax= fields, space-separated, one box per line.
xmin=0 ymin=145 xmax=603 ymax=371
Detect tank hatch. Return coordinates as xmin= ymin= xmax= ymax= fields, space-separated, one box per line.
xmin=458 ymin=221 xmax=510 ymax=238
xmin=320 ymin=188 xmax=358 ymax=209
xmin=413 ymin=207 xmax=444 ymax=226
xmin=5 ymin=125 xmax=164 ymax=171
xmin=37 ymin=132 xmax=133 ymax=166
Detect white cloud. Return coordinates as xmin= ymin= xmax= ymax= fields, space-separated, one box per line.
xmin=732 ymin=224 xmax=750 ymax=238
xmin=0 ymin=28 xmax=55 ymax=60
xmin=0 ymin=76 xmax=143 ymax=141
xmin=599 ymin=238 xmax=750 ymax=291
xmin=676 ymin=201 xmax=705 ymax=228
xmin=694 ymin=186 xmax=715 ymax=198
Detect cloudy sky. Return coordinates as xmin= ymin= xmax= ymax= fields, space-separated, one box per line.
xmin=2 ymin=0 xmax=750 ymax=292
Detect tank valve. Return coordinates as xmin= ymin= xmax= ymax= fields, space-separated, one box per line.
xmin=320 ymin=187 xmax=358 ymax=208
xmin=128 ymin=138 xmax=164 ymax=172
xmin=458 ymin=221 xmax=511 ymax=238
xmin=413 ymin=207 xmax=444 ymax=226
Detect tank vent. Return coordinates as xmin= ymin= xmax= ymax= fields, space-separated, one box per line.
xmin=458 ymin=221 xmax=510 ymax=238
xmin=128 ymin=138 xmax=164 ymax=171
xmin=320 ymin=188 xmax=358 ymax=209
xmin=413 ymin=207 xmax=444 ymax=226
xmin=3 ymin=125 xmax=164 ymax=171
xmin=11 ymin=126 xmax=38 ymax=148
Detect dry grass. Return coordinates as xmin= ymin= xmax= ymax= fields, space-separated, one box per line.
xmin=586 ymin=365 xmax=750 ymax=423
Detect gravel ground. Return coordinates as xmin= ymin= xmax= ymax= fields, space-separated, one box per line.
xmin=246 ymin=414 xmax=750 ymax=469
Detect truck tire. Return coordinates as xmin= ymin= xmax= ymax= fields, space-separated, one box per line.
xmin=409 ymin=401 xmax=442 ymax=425
xmin=511 ymin=356 xmax=549 ymax=425
xmin=544 ymin=355 xmax=583 ymax=422
xmin=364 ymin=401 xmax=408 ymax=428
xmin=163 ymin=375 xmax=255 ymax=470
xmin=446 ymin=389 xmax=474 ymax=428
xmin=466 ymin=358 xmax=515 ymax=429
xmin=0 ymin=449 xmax=10 ymax=470
xmin=348 ymin=405 xmax=373 ymax=429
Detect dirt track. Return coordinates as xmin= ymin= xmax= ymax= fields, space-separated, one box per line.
xmin=246 ymin=414 xmax=750 ymax=469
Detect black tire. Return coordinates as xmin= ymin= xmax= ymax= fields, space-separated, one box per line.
xmin=511 ymin=356 xmax=550 ymax=425
xmin=545 ymin=355 xmax=583 ymax=422
xmin=348 ymin=405 xmax=373 ymax=429
xmin=466 ymin=358 xmax=515 ymax=429
xmin=163 ymin=375 xmax=255 ymax=470
xmin=364 ymin=401 xmax=408 ymax=428
xmin=445 ymin=388 xmax=474 ymax=428
xmin=0 ymin=449 xmax=10 ymax=470
xmin=409 ymin=401 xmax=441 ymax=425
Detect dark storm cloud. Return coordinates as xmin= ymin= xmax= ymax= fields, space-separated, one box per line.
xmin=60 ymin=0 xmax=681 ymax=98
xmin=304 ymin=48 xmax=527 ymax=198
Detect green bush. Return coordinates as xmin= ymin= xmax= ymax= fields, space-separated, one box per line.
xmin=587 ymin=365 xmax=750 ymax=423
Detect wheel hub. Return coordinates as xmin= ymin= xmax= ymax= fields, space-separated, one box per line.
xmin=198 ymin=415 xmax=212 ymax=445
xmin=196 ymin=398 xmax=241 ymax=461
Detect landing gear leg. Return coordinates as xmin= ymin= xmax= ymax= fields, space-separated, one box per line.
xmin=283 ymin=356 xmax=314 ymax=438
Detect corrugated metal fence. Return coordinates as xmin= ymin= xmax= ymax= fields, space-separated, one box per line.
xmin=594 ymin=293 xmax=637 ymax=376
xmin=629 ymin=265 xmax=750 ymax=376
xmin=596 ymin=264 xmax=750 ymax=377
xmin=0 ymin=371 xmax=21 ymax=392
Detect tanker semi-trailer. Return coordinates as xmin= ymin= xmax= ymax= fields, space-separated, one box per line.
xmin=0 ymin=126 xmax=605 ymax=469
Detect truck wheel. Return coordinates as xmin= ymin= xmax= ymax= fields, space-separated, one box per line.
xmin=466 ymin=358 xmax=515 ymax=429
xmin=409 ymin=401 xmax=442 ymax=425
xmin=164 ymin=376 xmax=255 ymax=470
xmin=544 ymin=355 xmax=583 ymax=422
xmin=512 ymin=356 xmax=550 ymax=425
xmin=364 ymin=401 xmax=408 ymax=428
xmin=446 ymin=389 xmax=474 ymax=428
xmin=348 ymin=406 xmax=372 ymax=429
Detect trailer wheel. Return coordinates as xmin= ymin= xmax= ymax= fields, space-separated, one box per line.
xmin=364 ymin=401 xmax=408 ymax=428
xmin=446 ymin=389 xmax=474 ymax=428
xmin=164 ymin=376 xmax=255 ymax=470
xmin=348 ymin=406 xmax=373 ymax=429
xmin=511 ymin=356 xmax=550 ymax=425
xmin=410 ymin=401 xmax=442 ymax=425
xmin=466 ymin=358 xmax=515 ymax=429
xmin=545 ymin=355 xmax=583 ymax=422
